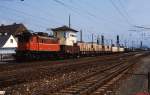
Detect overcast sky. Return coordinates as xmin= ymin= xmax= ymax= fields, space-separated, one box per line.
xmin=0 ymin=0 xmax=150 ymax=47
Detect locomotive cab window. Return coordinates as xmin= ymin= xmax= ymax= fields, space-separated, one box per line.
xmin=30 ymin=37 xmax=33 ymax=42
xmin=41 ymin=39 xmax=45 ymax=43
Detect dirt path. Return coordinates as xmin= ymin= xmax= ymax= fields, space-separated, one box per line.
xmin=118 ymin=55 xmax=150 ymax=95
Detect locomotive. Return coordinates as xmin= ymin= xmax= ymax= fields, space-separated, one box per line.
xmin=15 ymin=25 xmax=124 ymax=61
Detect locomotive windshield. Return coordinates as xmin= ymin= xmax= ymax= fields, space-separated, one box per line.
xmin=18 ymin=32 xmax=32 ymax=43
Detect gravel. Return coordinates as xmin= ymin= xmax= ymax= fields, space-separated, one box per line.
xmin=117 ymin=55 xmax=150 ymax=95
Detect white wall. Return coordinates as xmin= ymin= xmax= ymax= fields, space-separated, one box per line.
xmin=3 ymin=35 xmax=18 ymax=48
xmin=54 ymin=31 xmax=77 ymax=46
xmin=66 ymin=32 xmax=77 ymax=46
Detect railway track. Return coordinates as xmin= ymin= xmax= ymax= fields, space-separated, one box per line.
xmin=0 ymin=52 xmax=147 ymax=95
xmin=0 ymin=59 xmax=123 ymax=88
xmin=47 ymin=53 xmax=145 ymax=95
xmin=48 ymin=63 xmax=131 ymax=95
xmin=0 ymin=53 xmax=134 ymax=86
xmin=0 ymin=52 xmax=136 ymax=72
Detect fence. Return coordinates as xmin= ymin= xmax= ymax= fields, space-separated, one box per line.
xmin=0 ymin=48 xmax=16 ymax=62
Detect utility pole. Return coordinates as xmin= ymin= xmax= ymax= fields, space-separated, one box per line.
xmin=148 ymin=72 xmax=150 ymax=93
xmin=140 ymin=41 xmax=143 ymax=49
xmin=132 ymin=41 xmax=134 ymax=50
xmin=92 ymin=33 xmax=94 ymax=48
xmin=111 ymin=39 xmax=113 ymax=46
xmin=69 ymin=14 xmax=71 ymax=28
xmin=97 ymin=35 xmax=100 ymax=44
xmin=116 ymin=35 xmax=120 ymax=47
xmin=124 ymin=40 xmax=127 ymax=48
xmin=101 ymin=35 xmax=105 ymax=51
xmin=101 ymin=35 xmax=104 ymax=45
xmin=80 ymin=30 xmax=83 ymax=42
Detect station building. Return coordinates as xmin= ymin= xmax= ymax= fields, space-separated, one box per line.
xmin=52 ymin=25 xmax=78 ymax=46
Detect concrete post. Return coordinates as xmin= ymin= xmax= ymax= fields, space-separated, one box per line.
xmin=148 ymin=72 xmax=150 ymax=93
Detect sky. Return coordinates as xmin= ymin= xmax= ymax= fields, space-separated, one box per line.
xmin=0 ymin=0 xmax=150 ymax=47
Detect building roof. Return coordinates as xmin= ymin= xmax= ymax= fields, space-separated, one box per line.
xmin=0 ymin=35 xmax=11 ymax=48
xmin=51 ymin=25 xmax=78 ymax=32
xmin=0 ymin=23 xmax=27 ymax=36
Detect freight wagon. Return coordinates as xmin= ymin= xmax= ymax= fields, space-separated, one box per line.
xmin=112 ymin=46 xmax=119 ymax=53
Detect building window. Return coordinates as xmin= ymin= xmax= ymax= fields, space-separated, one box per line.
xmin=70 ymin=34 xmax=76 ymax=37
xmin=55 ymin=32 xmax=57 ymax=37
xmin=10 ymin=39 xmax=13 ymax=43
xmin=64 ymin=32 xmax=66 ymax=38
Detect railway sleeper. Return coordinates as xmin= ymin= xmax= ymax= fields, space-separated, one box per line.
xmin=60 ymin=90 xmax=80 ymax=94
xmin=69 ymin=85 xmax=91 ymax=89
xmin=79 ymin=67 xmax=129 ymax=95
xmin=56 ymin=66 xmax=126 ymax=95
xmin=52 ymin=62 xmax=132 ymax=95
xmin=52 ymin=93 xmax=73 ymax=95
xmin=60 ymin=82 xmax=96 ymax=94
xmin=60 ymin=85 xmax=91 ymax=94
xmin=92 ymin=69 xmax=129 ymax=95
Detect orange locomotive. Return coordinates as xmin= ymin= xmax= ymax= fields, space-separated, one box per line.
xmin=16 ymin=32 xmax=61 ymax=60
xmin=16 ymin=30 xmax=80 ymax=61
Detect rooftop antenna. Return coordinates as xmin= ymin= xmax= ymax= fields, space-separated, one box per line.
xmin=69 ymin=14 xmax=71 ymax=28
